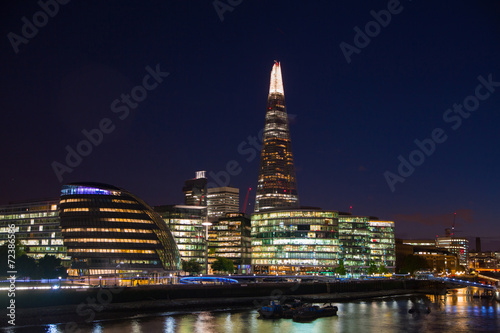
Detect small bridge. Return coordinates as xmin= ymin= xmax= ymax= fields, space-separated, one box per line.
xmin=438 ymin=277 xmax=497 ymax=291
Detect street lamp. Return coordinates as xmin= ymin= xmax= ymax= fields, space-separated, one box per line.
xmin=99 ymin=276 xmax=102 ymax=287
xmin=58 ymin=276 xmax=62 ymax=288
xmin=115 ymin=264 xmax=120 ymax=286
xmin=202 ymin=221 xmax=212 ymax=275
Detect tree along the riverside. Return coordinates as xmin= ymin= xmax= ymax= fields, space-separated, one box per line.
xmin=211 ymin=257 xmax=235 ymax=274
xmin=181 ymin=259 xmax=202 ymax=275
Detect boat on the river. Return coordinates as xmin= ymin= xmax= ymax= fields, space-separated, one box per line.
xmin=292 ymin=303 xmax=338 ymax=321
xmin=258 ymin=299 xmax=304 ymax=319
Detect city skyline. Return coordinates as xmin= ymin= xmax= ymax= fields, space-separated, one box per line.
xmin=1 ymin=1 xmax=500 ymax=250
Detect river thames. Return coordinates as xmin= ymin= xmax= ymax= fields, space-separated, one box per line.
xmin=5 ymin=294 xmax=499 ymax=333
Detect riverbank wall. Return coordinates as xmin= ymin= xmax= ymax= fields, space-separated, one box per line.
xmin=3 ymin=279 xmax=446 ymax=328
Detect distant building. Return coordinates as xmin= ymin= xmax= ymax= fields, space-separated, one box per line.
xmin=59 ymin=183 xmax=181 ymax=277
xmin=412 ymin=246 xmax=458 ymax=272
xmin=207 ymin=187 xmax=239 ymax=221
xmin=208 ymin=212 xmax=251 ymax=274
xmin=183 ymin=171 xmax=208 ymax=207
xmin=251 ymin=209 xmax=340 ymax=275
xmin=398 ymin=239 xmax=460 ymax=273
xmin=254 ymin=61 xmax=299 ymax=212
xmin=436 ymin=236 xmax=469 ymax=267
xmin=154 ymin=205 xmax=206 ymax=268
xmin=402 ymin=239 xmax=436 ymax=247
xmin=0 ymin=199 xmax=69 ymax=263
xmin=469 ymin=251 xmax=500 ymax=270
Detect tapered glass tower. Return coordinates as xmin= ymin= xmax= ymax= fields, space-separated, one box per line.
xmin=254 ymin=61 xmax=299 ymax=212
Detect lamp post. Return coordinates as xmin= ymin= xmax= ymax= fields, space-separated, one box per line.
xmin=202 ymin=221 xmax=212 ymax=275
xmin=58 ymin=276 xmax=62 ymax=288
xmin=99 ymin=276 xmax=102 ymax=287
xmin=115 ymin=264 xmax=122 ymax=286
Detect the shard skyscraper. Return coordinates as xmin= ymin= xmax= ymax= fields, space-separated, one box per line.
xmin=254 ymin=61 xmax=299 ymax=212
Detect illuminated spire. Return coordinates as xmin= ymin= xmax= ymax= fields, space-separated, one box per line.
xmin=269 ymin=61 xmax=284 ymax=96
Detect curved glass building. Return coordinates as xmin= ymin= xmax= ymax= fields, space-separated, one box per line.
xmin=251 ymin=209 xmax=340 ymax=274
xmin=59 ymin=183 xmax=180 ymax=277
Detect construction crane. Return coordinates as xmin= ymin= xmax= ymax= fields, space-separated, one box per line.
xmin=452 ymin=212 xmax=456 ymax=236
xmin=242 ymin=187 xmax=252 ymax=214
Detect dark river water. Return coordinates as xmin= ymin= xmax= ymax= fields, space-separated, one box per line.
xmin=4 ymin=294 xmax=500 ymax=333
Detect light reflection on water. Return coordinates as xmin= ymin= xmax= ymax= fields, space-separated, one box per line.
xmin=4 ymin=295 xmax=500 ymax=333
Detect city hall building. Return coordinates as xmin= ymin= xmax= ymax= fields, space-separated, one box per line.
xmin=59 ymin=183 xmax=181 ymax=277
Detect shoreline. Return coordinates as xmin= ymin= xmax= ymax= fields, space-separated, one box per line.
xmin=9 ymin=288 xmax=439 ymax=328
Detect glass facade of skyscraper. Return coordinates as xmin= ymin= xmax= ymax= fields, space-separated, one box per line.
xmin=251 ymin=209 xmax=339 ymax=274
xmin=255 ymin=61 xmax=299 ymax=212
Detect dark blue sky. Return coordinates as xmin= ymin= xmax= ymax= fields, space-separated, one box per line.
xmin=1 ymin=1 xmax=499 ymax=250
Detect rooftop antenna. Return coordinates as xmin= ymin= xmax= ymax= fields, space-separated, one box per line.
xmin=349 ymin=205 xmax=352 ymax=214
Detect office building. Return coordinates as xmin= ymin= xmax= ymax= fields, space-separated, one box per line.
xmin=183 ymin=171 xmax=208 ymax=207
xmin=337 ymin=214 xmax=370 ymax=275
xmin=154 ymin=205 xmax=206 ymax=266
xmin=0 ymin=199 xmax=69 ymax=263
xmin=436 ymin=236 xmax=469 ymax=267
xmin=251 ymin=209 xmax=339 ymax=274
xmin=255 ymin=61 xmax=299 ymax=212
xmin=368 ymin=219 xmax=396 ymax=271
xmin=207 ymin=187 xmax=239 ymax=221
xmin=209 ymin=212 xmax=251 ymax=273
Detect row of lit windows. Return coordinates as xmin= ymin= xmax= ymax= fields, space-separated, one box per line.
xmin=104 ymin=218 xmax=153 ymax=224
xmin=20 ymin=239 xmax=64 ymax=246
xmin=252 ymin=218 xmax=336 ymax=226
xmin=252 ymin=211 xmax=337 ymax=220
xmin=252 ymin=259 xmax=336 ymax=266
xmin=0 ymin=212 xmax=57 ymax=219
xmin=111 ymin=199 xmax=137 ymax=204
xmin=63 ymin=228 xmax=152 ymax=234
xmin=252 ymin=245 xmax=339 ymax=253
xmin=60 ymin=198 xmax=90 ymax=204
xmin=99 ymin=208 xmax=144 ymax=213
xmin=68 ymin=248 xmax=155 ymax=254
xmin=63 ymin=208 xmax=89 ymax=212
xmin=65 ymin=238 xmax=159 ymax=244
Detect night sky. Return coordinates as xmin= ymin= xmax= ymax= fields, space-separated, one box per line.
xmin=1 ymin=1 xmax=499 ymax=250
